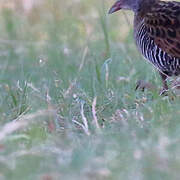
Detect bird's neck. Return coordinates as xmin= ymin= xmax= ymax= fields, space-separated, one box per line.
xmin=133 ymin=12 xmax=144 ymax=30
xmin=133 ymin=0 xmax=158 ymax=14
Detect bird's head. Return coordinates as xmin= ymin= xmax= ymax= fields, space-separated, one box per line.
xmin=108 ymin=0 xmax=159 ymax=14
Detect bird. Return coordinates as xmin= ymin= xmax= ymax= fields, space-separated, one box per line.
xmin=109 ymin=0 xmax=180 ymax=94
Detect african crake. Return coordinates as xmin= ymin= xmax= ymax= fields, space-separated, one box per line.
xmin=109 ymin=0 xmax=180 ymax=94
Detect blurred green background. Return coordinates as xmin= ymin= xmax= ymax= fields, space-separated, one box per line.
xmin=0 ymin=0 xmax=180 ymax=179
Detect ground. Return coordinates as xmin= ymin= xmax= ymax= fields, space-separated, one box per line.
xmin=0 ymin=0 xmax=180 ymax=179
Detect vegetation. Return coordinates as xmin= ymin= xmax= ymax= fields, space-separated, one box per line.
xmin=0 ymin=0 xmax=179 ymax=179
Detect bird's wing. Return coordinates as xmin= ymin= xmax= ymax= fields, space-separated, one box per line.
xmin=144 ymin=1 xmax=180 ymax=58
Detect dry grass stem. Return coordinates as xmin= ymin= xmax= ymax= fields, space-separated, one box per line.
xmin=64 ymin=79 xmax=77 ymax=98
xmin=79 ymin=46 xmax=88 ymax=72
xmin=80 ymin=102 xmax=90 ymax=135
xmin=0 ymin=121 xmax=27 ymax=141
xmin=0 ymin=109 xmax=55 ymax=141
xmin=105 ymin=62 xmax=109 ymax=88
xmin=72 ymin=101 xmax=90 ymax=136
xmin=92 ymin=97 xmax=100 ymax=129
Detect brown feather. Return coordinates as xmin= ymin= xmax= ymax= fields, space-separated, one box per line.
xmin=144 ymin=1 xmax=180 ymax=58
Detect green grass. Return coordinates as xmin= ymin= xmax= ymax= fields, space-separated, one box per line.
xmin=0 ymin=0 xmax=180 ymax=179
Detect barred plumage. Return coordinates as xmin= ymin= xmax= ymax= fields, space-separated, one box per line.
xmin=135 ymin=20 xmax=180 ymax=76
xmin=109 ymin=0 xmax=180 ymax=93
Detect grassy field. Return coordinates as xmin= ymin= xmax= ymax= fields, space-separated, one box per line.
xmin=0 ymin=0 xmax=180 ymax=179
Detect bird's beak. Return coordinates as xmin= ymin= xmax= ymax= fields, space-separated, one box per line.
xmin=108 ymin=1 xmax=122 ymax=14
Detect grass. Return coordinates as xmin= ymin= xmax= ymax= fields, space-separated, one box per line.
xmin=0 ymin=0 xmax=180 ymax=179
